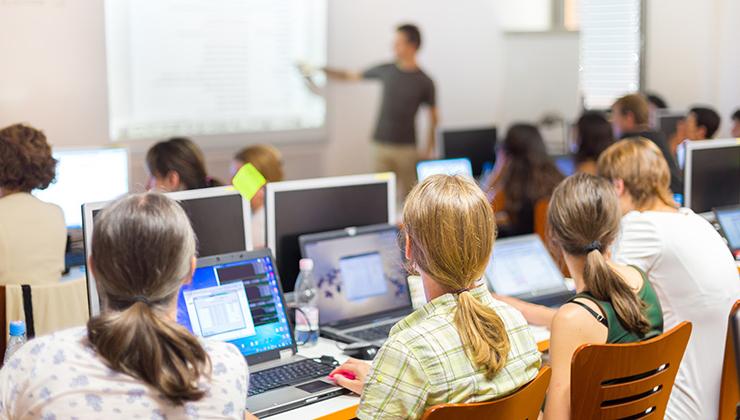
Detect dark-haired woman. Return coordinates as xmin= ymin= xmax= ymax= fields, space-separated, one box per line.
xmin=573 ymin=111 xmax=614 ymax=175
xmin=542 ymin=173 xmax=663 ymax=419
xmin=0 ymin=193 xmax=252 ymax=419
xmin=146 ymin=137 xmax=222 ymax=192
xmin=0 ymin=124 xmax=66 ymax=285
xmin=487 ymin=124 xmax=563 ymax=237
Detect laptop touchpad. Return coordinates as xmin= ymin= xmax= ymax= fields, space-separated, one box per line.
xmin=296 ymin=380 xmax=336 ymax=393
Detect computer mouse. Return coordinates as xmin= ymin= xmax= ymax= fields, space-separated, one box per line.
xmin=342 ymin=343 xmax=380 ymax=360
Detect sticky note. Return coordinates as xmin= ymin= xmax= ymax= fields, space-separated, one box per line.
xmin=231 ymin=163 xmax=266 ymax=201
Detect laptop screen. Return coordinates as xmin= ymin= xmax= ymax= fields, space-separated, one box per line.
xmin=177 ymin=251 xmax=293 ymax=357
xmin=300 ymin=225 xmax=410 ymax=326
xmin=416 ymin=158 xmax=474 ymax=181
xmin=716 ymin=206 xmax=740 ymax=251
xmin=485 ymin=235 xmax=569 ymax=299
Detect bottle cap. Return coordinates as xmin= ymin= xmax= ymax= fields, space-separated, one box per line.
xmin=9 ymin=321 xmax=25 ymax=337
xmin=299 ymin=258 xmax=314 ymax=271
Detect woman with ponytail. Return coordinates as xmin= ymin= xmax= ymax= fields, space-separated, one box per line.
xmin=0 ymin=193 xmax=252 ymax=419
xmin=146 ymin=137 xmax=222 ymax=191
xmin=543 ymin=173 xmax=663 ymax=420
xmin=329 ymin=175 xmax=541 ymax=419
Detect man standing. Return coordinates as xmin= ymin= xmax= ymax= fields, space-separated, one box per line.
xmin=305 ymin=24 xmax=438 ymax=199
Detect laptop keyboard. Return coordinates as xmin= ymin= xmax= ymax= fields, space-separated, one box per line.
xmin=248 ymin=359 xmax=335 ymax=397
xmin=347 ymin=323 xmax=394 ymax=342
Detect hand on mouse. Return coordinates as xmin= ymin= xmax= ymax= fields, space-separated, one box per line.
xmin=328 ymin=358 xmax=370 ymax=395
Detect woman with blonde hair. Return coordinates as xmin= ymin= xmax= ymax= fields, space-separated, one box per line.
xmin=329 ymin=175 xmax=541 ymax=419
xmin=0 ymin=193 xmax=252 ymax=419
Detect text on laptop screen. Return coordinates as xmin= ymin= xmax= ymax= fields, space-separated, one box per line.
xmin=485 ymin=236 xmax=567 ymax=297
xmin=416 ymin=158 xmax=474 ymax=182
xmin=717 ymin=207 xmax=740 ymax=250
xmin=302 ymin=228 xmax=409 ymax=325
xmin=177 ymin=255 xmax=292 ymax=356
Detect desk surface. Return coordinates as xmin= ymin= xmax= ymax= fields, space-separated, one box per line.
xmin=268 ymin=326 xmax=551 ymax=419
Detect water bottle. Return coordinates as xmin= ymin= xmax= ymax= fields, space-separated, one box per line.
xmin=3 ymin=321 xmax=27 ymax=364
xmin=294 ymin=258 xmax=319 ymax=347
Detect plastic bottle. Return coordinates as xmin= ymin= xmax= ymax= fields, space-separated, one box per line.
xmin=294 ymin=258 xmax=319 ymax=347
xmin=3 ymin=321 xmax=27 ymax=364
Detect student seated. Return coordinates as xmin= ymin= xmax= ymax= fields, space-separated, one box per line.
xmin=732 ymin=109 xmax=740 ymax=138
xmin=487 ymin=124 xmax=563 ymax=237
xmin=0 ymin=194 xmax=252 ymax=419
xmin=600 ymin=138 xmax=740 ymax=420
xmin=646 ymin=92 xmax=668 ymax=129
xmin=611 ymin=93 xmax=683 ymax=193
xmin=146 ymin=137 xmax=221 ymax=191
xmin=573 ymin=111 xmax=614 ymax=175
xmin=231 ymin=144 xmax=285 ymax=248
xmin=542 ymin=173 xmax=663 ymax=419
xmin=329 ymin=175 xmax=541 ymax=420
xmin=0 ymin=123 xmax=66 ymax=285
xmin=669 ymin=106 xmax=721 ymax=155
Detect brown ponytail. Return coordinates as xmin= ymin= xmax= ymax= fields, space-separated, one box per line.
xmin=87 ymin=193 xmax=211 ymax=404
xmin=146 ymin=137 xmax=221 ymax=190
xmin=548 ymin=173 xmax=651 ymax=335
xmin=404 ymin=175 xmax=510 ymax=379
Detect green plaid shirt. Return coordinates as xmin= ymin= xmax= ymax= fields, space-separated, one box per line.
xmin=357 ymin=284 xmax=542 ymax=420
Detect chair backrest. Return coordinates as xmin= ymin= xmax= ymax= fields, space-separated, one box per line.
xmin=421 ymin=366 xmax=551 ymax=420
xmin=719 ymin=300 xmax=740 ymax=420
xmin=571 ymin=322 xmax=692 ymax=419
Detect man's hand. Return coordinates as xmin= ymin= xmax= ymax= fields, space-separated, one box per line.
xmin=328 ymin=358 xmax=371 ymax=395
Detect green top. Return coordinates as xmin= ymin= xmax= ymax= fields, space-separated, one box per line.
xmin=567 ymin=266 xmax=664 ymax=344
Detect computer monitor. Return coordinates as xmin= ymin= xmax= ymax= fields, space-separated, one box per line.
xmin=33 ymin=147 xmax=129 ymax=228
xmin=714 ymin=205 xmax=740 ymax=254
xmin=299 ymin=224 xmax=410 ymax=326
xmin=554 ymin=154 xmax=576 ymax=177
xmin=416 ymin=158 xmax=473 ymax=182
xmin=484 ymin=234 xmax=571 ymax=302
xmin=683 ymin=139 xmax=740 ymax=215
xmin=266 ymin=173 xmax=395 ymax=293
xmin=439 ymin=126 xmax=497 ymax=177
xmin=82 ymin=186 xmax=252 ymax=315
xmin=178 ymin=250 xmax=294 ymax=364
xmin=656 ymin=111 xmax=685 ymax=142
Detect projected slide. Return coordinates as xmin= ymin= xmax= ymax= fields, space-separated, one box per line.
xmin=105 ymin=0 xmax=326 ymax=141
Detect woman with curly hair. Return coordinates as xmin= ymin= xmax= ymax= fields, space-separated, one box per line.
xmin=0 ymin=123 xmax=66 ymax=285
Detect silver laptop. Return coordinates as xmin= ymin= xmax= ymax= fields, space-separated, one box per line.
xmin=177 ymin=249 xmax=346 ymax=418
xmin=485 ymin=234 xmax=575 ymax=307
xmin=299 ymin=224 xmax=412 ymax=345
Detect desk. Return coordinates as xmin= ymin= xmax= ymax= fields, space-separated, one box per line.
xmin=269 ymin=325 xmax=551 ymax=419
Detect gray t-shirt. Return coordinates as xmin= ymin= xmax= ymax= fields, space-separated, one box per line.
xmin=363 ymin=63 xmax=436 ymax=145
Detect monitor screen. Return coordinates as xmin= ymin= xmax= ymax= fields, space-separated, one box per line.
xmin=716 ymin=206 xmax=740 ymax=251
xmin=300 ymin=226 xmax=409 ymax=326
xmin=686 ymin=142 xmax=740 ymax=214
xmin=441 ymin=127 xmax=497 ymax=177
xmin=554 ymin=155 xmax=576 ymax=177
xmin=177 ymin=253 xmax=293 ymax=357
xmin=416 ymin=158 xmax=474 ymax=182
xmin=35 ymin=148 xmax=129 ymax=228
xmin=177 ymin=194 xmax=248 ymax=257
xmin=485 ymin=235 xmax=567 ymax=298
xmin=657 ymin=114 xmax=684 ymax=141
xmin=268 ymin=178 xmax=392 ymax=292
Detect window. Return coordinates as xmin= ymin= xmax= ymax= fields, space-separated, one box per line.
xmin=499 ymin=0 xmax=580 ymax=33
xmin=579 ymin=0 xmax=643 ymax=110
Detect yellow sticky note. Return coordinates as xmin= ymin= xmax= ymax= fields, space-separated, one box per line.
xmin=232 ymin=163 xmax=267 ymax=201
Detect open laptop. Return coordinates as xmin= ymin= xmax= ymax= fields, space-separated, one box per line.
xmin=299 ymin=224 xmax=412 ymax=345
xmin=178 ymin=249 xmax=346 ymax=418
xmin=484 ymin=234 xmax=575 ymax=307
xmin=714 ymin=205 xmax=740 ymax=259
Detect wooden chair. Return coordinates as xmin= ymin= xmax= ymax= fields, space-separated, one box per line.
xmin=571 ymin=322 xmax=692 ymax=419
xmin=421 ymin=366 xmax=551 ymax=420
xmin=719 ymin=300 xmax=740 ymax=420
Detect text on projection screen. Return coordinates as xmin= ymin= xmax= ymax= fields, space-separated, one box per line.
xmin=105 ymin=0 xmax=327 ymax=141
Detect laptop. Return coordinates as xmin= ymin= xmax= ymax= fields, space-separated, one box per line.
xmin=714 ymin=205 xmax=740 ymax=259
xmin=484 ymin=234 xmax=575 ymax=307
xmin=416 ymin=158 xmax=474 ymax=182
xmin=299 ymin=224 xmax=412 ymax=345
xmin=177 ymin=249 xmax=346 ymax=418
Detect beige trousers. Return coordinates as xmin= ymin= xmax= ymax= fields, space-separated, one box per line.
xmin=372 ymin=142 xmax=419 ymax=201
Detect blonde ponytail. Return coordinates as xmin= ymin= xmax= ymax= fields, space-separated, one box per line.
xmin=404 ymin=175 xmax=511 ymax=378
xmin=88 ymin=193 xmax=210 ymax=405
